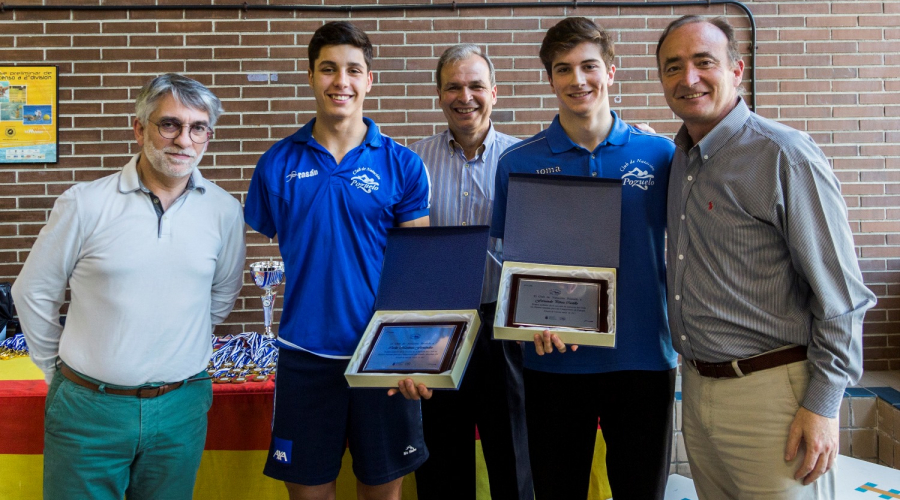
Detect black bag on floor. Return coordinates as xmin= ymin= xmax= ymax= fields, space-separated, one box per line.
xmin=0 ymin=282 xmax=16 ymax=340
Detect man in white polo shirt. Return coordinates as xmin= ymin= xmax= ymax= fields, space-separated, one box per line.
xmin=12 ymin=73 xmax=245 ymax=500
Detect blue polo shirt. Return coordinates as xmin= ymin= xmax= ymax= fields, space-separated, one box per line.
xmin=245 ymin=117 xmax=430 ymax=357
xmin=491 ymin=112 xmax=677 ymax=374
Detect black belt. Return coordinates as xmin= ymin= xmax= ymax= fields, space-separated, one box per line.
xmin=60 ymin=364 xmax=190 ymax=398
xmin=691 ymin=345 xmax=807 ymax=379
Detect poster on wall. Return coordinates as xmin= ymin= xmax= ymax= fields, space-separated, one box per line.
xmin=0 ymin=65 xmax=58 ymax=164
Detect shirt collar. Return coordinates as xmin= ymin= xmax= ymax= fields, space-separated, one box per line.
xmin=674 ymin=96 xmax=750 ymax=160
xmin=118 ymin=153 xmax=205 ymax=194
xmin=293 ymin=116 xmax=383 ymax=148
xmin=546 ymin=111 xmax=629 ymax=154
xmin=444 ymin=122 xmax=498 ymax=160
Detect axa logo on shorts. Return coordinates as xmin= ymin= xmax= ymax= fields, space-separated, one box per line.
xmin=272 ymin=437 xmax=292 ymax=464
xmin=619 ymin=159 xmax=656 ymax=191
xmin=286 ymin=169 xmax=319 ymax=182
xmin=351 ymin=167 xmax=381 ymax=193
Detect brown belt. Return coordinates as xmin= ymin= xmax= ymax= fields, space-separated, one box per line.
xmin=60 ymin=364 xmax=186 ymax=399
xmin=691 ymin=345 xmax=807 ymax=379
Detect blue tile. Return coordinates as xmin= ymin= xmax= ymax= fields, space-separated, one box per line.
xmin=675 ymin=391 xmax=682 ymax=401
xmin=845 ymin=387 xmax=876 ymax=398
xmin=867 ymin=387 xmax=900 ymax=406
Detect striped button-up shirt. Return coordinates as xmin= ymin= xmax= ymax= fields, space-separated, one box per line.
xmin=409 ymin=125 xmax=519 ymax=304
xmin=666 ymin=98 xmax=877 ymax=418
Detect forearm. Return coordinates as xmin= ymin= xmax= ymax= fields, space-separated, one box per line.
xmin=11 ymin=272 xmax=65 ymax=383
xmin=803 ymin=304 xmax=869 ymax=418
xmin=210 ymin=210 xmax=246 ymax=326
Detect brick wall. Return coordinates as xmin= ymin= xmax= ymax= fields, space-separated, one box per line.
xmin=1 ymin=0 xmax=898 ymax=368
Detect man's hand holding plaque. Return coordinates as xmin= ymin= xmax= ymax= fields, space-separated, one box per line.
xmin=388 ymin=379 xmax=433 ymax=400
xmin=534 ymin=330 xmax=579 ymax=355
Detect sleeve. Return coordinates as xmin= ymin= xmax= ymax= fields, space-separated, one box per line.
xmin=244 ymin=154 xmax=277 ymax=238
xmin=782 ymin=146 xmax=877 ymax=418
xmin=393 ymin=152 xmax=431 ymax=224
xmin=490 ymin=154 xmax=511 ymax=239
xmin=11 ymin=189 xmax=83 ymax=384
xmin=210 ymin=203 xmax=246 ymax=327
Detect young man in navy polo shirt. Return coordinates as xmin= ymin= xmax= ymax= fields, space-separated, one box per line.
xmin=491 ymin=17 xmax=677 ymax=500
xmin=244 ymin=21 xmax=431 ymax=500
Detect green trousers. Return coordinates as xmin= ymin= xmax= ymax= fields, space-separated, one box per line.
xmin=43 ymin=367 xmax=212 ymax=500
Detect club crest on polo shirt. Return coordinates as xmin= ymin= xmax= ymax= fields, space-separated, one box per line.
xmin=272 ymin=437 xmax=292 ymax=464
xmin=350 ymin=167 xmax=381 ymax=193
xmin=619 ymin=159 xmax=657 ymax=191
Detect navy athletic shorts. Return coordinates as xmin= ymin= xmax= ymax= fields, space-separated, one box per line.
xmin=263 ymin=348 xmax=428 ymax=486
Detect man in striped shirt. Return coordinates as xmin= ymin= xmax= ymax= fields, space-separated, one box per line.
xmin=407 ymin=44 xmax=533 ymax=500
xmin=659 ymin=15 xmax=877 ymax=499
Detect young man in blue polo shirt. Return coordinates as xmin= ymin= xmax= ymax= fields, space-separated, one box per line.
xmin=244 ymin=21 xmax=431 ymax=500
xmin=491 ymin=17 xmax=677 ymax=500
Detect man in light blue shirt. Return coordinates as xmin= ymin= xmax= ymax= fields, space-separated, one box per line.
xmin=408 ymin=44 xmax=533 ymax=500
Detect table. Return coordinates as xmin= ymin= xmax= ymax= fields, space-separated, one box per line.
xmin=0 ymin=357 xmax=611 ymax=500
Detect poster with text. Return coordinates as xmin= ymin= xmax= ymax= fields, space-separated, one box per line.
xmin=0 ymin=66 xmax=58 ymax=164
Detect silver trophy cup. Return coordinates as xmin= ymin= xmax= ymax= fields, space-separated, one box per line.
xmin=250 ymin=261 xmax=285 ymax=339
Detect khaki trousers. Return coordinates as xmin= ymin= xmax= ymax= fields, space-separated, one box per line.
xmin=682 ymin=360 xmax=835 ymax=500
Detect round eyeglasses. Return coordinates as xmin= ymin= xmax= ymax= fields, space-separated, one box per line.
xmin=150 ymin=119 xmax=213 ymax=144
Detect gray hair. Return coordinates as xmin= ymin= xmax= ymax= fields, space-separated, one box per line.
xmin=435 ymin=44 xmax=496 ymax=89
xmin=135 ymin=73 xmax=224 ymax=127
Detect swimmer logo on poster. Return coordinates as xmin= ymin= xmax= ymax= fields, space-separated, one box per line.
xmin=0 ymin=66 xmax=58 ymax=164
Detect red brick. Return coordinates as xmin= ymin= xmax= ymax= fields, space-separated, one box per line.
xmin=835 ymin=54 xmax=884 ymax=66
xmin=0 ymin=49 xmax=45 ymax=61
xmin=807 ymin=16 xmax=859 ymax=28
xmin=780 ymin=29 xmax=830 ymax=41
xmin=757 ymin=16 xmax=806 ymax=29
xmin=807 ymin=67 xmax=858 ymax=79
xmin=835 ymin=107 xmax=885 ymax=119
xmin=834 ymin=2 xmax=884 ymax=15
xmin=807 ymin=93 xmax=858 ymax=106
xmin=860 ymin=16 xmax=900 ymax=27
xmin=806 ymin=41 xmax=858 ymax=54
xmin=833 ymin=28 xmax=885 ymax=41
xmin=158 ymin=21 xmax=214 ymax=33
xmin=103 ymin=48 xmax=158 ymax=61
xmin=859 ymin=67 xmax=899 ymax=79
xmin=186 ymin=34 xmax=241 ymax=46
xmin=213 ymin=47 xmax=269 ymax=59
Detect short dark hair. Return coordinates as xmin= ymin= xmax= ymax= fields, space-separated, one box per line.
xmin=656 ymin=15 xmax=742 ymax=71
xmin=308 ymin=21 xmax=373 ymax=71
xmin=435 ymin=44 xmax=495 ymax=88
xmin=539 ymin=17 xmax=615 ymax=75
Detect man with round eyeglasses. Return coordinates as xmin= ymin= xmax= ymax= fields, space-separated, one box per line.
xmin=12 ymin=73 xmax=245 ymax=500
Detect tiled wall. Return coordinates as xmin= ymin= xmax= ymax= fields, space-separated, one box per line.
xmin=670 ymin=393 xmax=690 ymax=476
xmin=844 ymin=388 xmax=879 ymax=463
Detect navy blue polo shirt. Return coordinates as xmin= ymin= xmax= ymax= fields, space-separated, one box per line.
xmin=491 ymin=112 xmax=677 ymax=374
xmin=245 ymin=118 xmax=430 ymax=357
